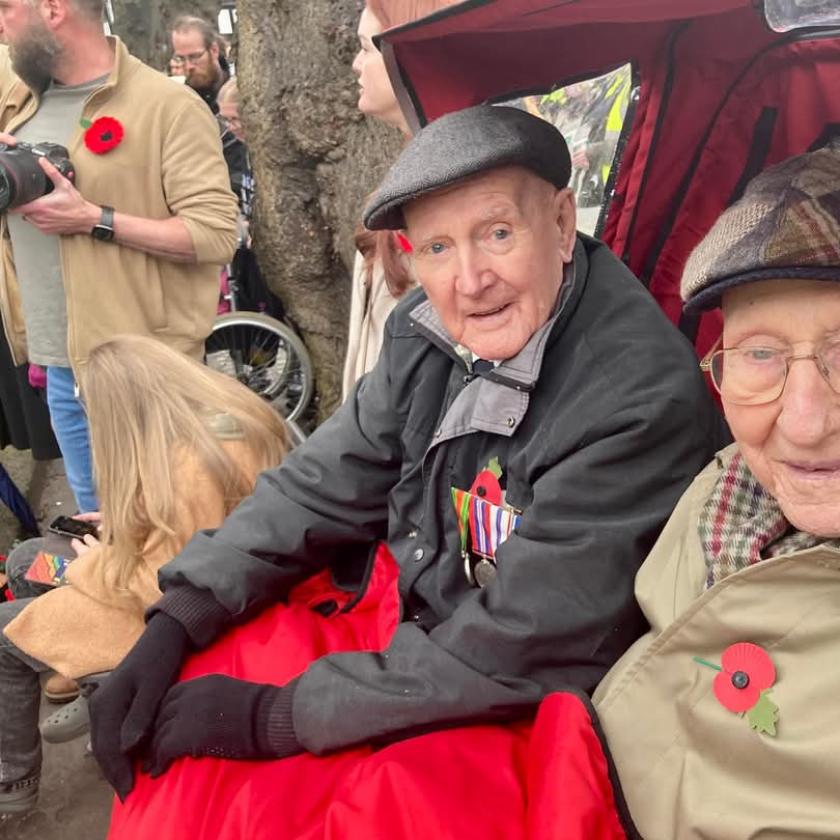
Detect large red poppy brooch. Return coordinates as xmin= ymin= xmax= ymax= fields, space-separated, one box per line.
xmin=694 ymin=643 xmax=779 ymax=736
xmin=81 ymin=116 xmax=124 ymax=155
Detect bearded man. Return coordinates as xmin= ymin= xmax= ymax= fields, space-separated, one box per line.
xmin=0 ymin=0 xmax=238 ymax=514
xmin=170 ymin=16 xmax=229 ymax=114
xmin=89 ymin=107 xmax=728 ymax=834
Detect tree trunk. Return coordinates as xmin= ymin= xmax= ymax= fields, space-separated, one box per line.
xmin=110 ymin=0 xmax=224 ymax=69
xmin=236 ymin=0 xmax=403 ymax=421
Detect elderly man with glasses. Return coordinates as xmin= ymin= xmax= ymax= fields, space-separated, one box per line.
xmin=90 ymin=105 xmax=725 ymax=835
xmin=593 ymin=141 xmax=840 ymax=839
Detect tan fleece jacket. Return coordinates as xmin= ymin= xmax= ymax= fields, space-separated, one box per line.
xmin=0 ymin=37 xmax=238 ymax=370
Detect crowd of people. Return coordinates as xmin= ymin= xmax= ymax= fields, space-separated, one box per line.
xmin=0 ymin=0 xmax=836 ymax=839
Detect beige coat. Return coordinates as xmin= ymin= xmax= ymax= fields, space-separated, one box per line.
xmin=342 ymin=252 xmax=412 ymax=400
xmin=594 ymin=444 xmax=840 ymax=839
xmin=0 ymin=37 xmax=238 ymax=371
xmin=4 ymin=440 xmax=259 ymax=679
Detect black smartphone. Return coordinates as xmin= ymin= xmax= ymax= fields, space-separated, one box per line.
xmin=48 ymin=515 xmax=99 ymax=540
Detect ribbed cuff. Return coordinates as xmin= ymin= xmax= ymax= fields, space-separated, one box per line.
xmin=148 ymin=587 xmax=231 ymax=649
xmin=256 ymin=678 xmax=302 ymax=759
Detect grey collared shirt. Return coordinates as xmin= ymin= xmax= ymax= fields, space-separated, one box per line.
xmin=7 ymin=74 xmax=107 ymax=367
xmin=409 ymin=258 xmax=576 ymax=442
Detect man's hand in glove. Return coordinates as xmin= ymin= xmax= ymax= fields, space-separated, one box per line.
xmin=89 ymin=612 xmax=193 ymax=800
xmin=142 ymin=674 xmax=301 ymax=778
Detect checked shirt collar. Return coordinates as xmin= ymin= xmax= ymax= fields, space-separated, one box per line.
xmin=699 ymin=448 xmax=840 ymax=589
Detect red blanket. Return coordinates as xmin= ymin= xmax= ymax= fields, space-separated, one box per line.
xmin=108 ymin=546 xmax=635 ymax=840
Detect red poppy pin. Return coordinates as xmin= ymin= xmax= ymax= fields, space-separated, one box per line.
xmin=469 ymin=456 xmax=503 ymax=505
xmin=694 ymin=643 xmax=779 ymax=736
xmin=81 ymin=116 xmax=124 ymax=155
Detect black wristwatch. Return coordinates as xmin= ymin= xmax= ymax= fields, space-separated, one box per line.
xmin=91 ymin=205 xmax=115 ymax=242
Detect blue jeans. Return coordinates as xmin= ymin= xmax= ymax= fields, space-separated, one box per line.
xmin=45 ymin=366 xmax=98 ymax=513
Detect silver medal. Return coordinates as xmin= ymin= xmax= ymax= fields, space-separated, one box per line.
xmin=474 ymin=559 xmax=497 ymax=588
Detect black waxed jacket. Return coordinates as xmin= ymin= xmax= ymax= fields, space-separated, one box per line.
xmin=157 ymin=235 xmax=727 ymax=753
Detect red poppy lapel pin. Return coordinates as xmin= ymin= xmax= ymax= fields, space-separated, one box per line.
xmin=469 ymin=456 xmax=503 ymax=504
xmin=81 ymin=116 xmax=124 ymax=155
xmin=694 ymin=643 xmax=779 ymax=736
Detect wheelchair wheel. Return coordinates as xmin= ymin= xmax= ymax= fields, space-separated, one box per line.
xmin=205 ymin=312 xmax=314 ymax=423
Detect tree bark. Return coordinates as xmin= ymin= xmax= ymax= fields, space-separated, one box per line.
xmin=111 ymin=0 xmax=224 ymax=69
xmin=236 ymin=0 xmax=403 ymax=421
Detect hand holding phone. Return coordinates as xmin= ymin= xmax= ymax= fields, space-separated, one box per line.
xmin=71 ymin=533 xmax=100 ymax=559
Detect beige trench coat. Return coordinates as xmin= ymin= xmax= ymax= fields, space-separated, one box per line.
xmin=594 ymin=444 xmax=840 ymax=839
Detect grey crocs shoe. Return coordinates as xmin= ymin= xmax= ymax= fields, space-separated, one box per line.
xmin=39 ymin=695 xmax=89 ymax=744
xmin=0 ymin=774 xmax=39 ymax=815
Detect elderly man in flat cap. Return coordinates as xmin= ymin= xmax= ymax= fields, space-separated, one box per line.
xmin=594 ymin=141 xmax=840 ymax=840
xmin=90 ymin=105 xmax=725 ymax=802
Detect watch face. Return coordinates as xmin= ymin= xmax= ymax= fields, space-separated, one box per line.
xmin=92 ymin=225 xmax=114 ymax=242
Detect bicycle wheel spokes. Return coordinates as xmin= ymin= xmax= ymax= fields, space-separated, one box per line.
xmin=205 ymin=313 xmax=314 ymax=422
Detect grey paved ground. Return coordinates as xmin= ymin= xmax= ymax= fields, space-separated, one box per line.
xmin=0 ymin=448 xmax=112 ymax=840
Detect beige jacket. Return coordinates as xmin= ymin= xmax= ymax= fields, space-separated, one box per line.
xmin=594 ymin=444 xmax=840 ymax=839
xmin=0 ymin=46 xmax=16 ymax=102
xmin=4 ymin=439 xmax=260 ymax=679
xmin=342 ymin=252 xmax=412 ymax=399
xmin=0 ymin=37 xmax=238 ymax=370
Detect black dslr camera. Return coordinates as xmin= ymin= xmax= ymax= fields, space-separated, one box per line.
xmin=0 ymin=141 xmax=76 ymax=212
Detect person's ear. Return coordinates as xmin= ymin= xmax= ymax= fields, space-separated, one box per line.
xmin=43 ymin=0 xmax=67 ymax=28
xmin=553 ymin=187 xmax=577 ymax=263
xmin=210 ymin=41 xmax=220 ymax=62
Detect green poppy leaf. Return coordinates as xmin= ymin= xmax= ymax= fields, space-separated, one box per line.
xmin=747 ymin=690 xmax=779 ymax=737
xmin=486 ymin=456 xmax=503 ymax=479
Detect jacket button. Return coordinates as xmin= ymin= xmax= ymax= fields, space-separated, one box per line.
xmin=506 ymin=417 xmax=516 ymax=428
xmin=408 ymin=530 xmax=418 ymax=539
xmin=412 ymin=548 xmax=424 ymax=562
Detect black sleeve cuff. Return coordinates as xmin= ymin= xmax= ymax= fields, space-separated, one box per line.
xmin=256 ymin=677 xmax=303 ymax=759
xmin=147 ymin=586 xmax=232 ymax=649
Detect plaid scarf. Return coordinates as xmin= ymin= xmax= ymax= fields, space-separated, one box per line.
xmin=698 ymin=450 xmax=834 ymax=589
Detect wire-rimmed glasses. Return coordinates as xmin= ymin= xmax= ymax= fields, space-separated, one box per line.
xmin=700 ymin=340 xmax=840 ymax=405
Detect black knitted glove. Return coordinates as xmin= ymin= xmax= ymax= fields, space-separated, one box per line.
xmin=143 ymin=675 xmax=302 ymax=778
xmin=89 ymin=611 xmax=193 ymax=801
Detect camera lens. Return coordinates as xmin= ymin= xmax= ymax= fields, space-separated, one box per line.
xmin=0 ymin=166 xmax=14 ymax=213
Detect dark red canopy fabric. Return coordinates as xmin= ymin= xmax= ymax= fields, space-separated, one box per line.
xmin=380 ymin=1 xmax=840 ymax=354
xmin=380 ymin=0 xmax=758 ymax=129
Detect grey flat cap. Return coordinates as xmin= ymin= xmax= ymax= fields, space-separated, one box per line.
xmin=682 ymin=140 xmax=840 ymax=312
xmin=363 ymin=105 xmax=572 ymax=231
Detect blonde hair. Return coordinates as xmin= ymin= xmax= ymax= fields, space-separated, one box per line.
xmin=80 ymin=336 xmax=288 ymax=586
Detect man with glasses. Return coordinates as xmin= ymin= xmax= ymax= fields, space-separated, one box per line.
xmin=592 ymin=141 xmax=840 ymax=840
xmin=170 ymin=16 xmax=230 ymax=114
xmin=170 ymin=17 xmax=247 ymax=210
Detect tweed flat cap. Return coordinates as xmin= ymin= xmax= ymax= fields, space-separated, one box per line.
xmin=682 ymin=140 xmax=840 ymax=312
xmin=363 ymin=105 xmax=572 ymax=231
